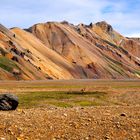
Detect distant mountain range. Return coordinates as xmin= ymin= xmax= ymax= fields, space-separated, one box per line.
xmin=0 ymin=21 xmax=140 ymax=80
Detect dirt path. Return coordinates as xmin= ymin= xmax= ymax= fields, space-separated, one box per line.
xmin=0 ymin=106 xmax=140 ymax=140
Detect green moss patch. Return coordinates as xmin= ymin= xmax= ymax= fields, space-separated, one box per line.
xmin=18 ymin=91 xmax=108 ymax=108
xmin=0 ymin=56 xmax=18 ymax=72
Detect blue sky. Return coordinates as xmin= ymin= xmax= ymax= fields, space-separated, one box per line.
xmin=0 ymin=0 xmax=140 ymax=37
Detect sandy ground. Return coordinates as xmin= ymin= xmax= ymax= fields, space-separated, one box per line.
xmin=0 ymin=106 xmax=140 ymax=140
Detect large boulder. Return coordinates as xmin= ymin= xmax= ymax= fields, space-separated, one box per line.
xmin=0 ymin=94 xmax=19 ymax=110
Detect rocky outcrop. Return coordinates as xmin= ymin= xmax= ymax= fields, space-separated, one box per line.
xmin=128 ymin=37 xmax=140 ymax=43
xmin=95 ymin=21 xmax=113 ymax=34
xmin=0 ymin=94 xmax=18 ymax=110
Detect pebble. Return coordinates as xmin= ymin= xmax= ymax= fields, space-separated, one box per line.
xmin=49 ymin=126 xmax=53 ymax=130
xmin=120 ymin=113 xmax=126 ymax=117
xmin=104 ymin=113 xmax=110 ymax=116
xmin=63 ymin=113 xmax=67 ymax=117
xmin=85 ymin=136 xmax=89 ymax=140
xmin=116 ymin=122 xmax=121 ymax=128
xmin=104 ymin=135 xmax=110 ymax=139
xmin=85 ymin=123 xmax=89 ymax=126
xmin=17 ymin=138 xmax=21 ymax=140
xmin=88 ymin=118 xmax=91 ymax=122
xmin=132 ymin=128 xmax=136 ymax=132
xmin=0 ymin=138 xmax=6 ymax=140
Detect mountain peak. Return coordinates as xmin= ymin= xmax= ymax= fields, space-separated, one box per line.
xmin=95 ymin=21 xmax=113 ymax=33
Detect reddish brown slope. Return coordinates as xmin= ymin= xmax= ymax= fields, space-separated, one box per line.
xmin=0 ymin=24 xmax=44 ymax=80
xmin=28 ymin=21 xmax=140 ymax=79
xmin=0 ymin=21 xmax=140 ymax=80
xmin=129 ymin=37 xmax=140 ymax=43
xmin=91 ymin=21 xmax=140 ymax=60
xmin=11 ymin=28 xmax=80 ymax=79
xmin=0 ymin=24 xmax=76 ymax=80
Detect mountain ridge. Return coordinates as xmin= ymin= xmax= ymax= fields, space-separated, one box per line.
xmin=0 ymin=21 xmax=139 ymax=80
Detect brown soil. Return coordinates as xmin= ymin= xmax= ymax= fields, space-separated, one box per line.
xmin=0 ymin=106 xmax=140 ymax=140
xmin=0 ymin=80 xmax=139 ymax=140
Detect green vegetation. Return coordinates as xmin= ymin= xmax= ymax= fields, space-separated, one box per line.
xmin=112 ymin=85 xmax=140 ymax=89
xmin=18 ymin=91 xmax=108 ymax=108
xmin=109 ymin=64 xmax=124 ymax=75
xmin=74 ymin=100 xmax=101 ymax=106
xmin=103 ymin=40 xmax=119 ymax=49
xmin=0 ymin=80 xmax=139 ymax=108
xmin=103 ymin=54 xmax=127 ymax=76
xmin=134 ymin=71 xmax=140 ymax=76
xmin=0 ymin=56 xmax=18 ymax=72
xmin=49 ymin=101 xmax=73 ymax=107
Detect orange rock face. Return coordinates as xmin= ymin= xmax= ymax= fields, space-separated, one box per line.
xmin=0 ymin=21 xmax=140 ymax=80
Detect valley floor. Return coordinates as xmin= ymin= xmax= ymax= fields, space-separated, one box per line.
xmin=0 ymin=80 xmax=140 ymax=139
xmin=0 ymin=106 xmax=140 ymax=140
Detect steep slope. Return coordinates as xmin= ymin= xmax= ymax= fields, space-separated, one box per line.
xmin=125 ymin=37 xmax=140 ymax=57
xmin=11 ymin=28 xmax=80 ymax=79
xmin=0 ymin=21 xmax=140 ymax=80
xmin=129 ymin=38 xmax=140 ymax=43
xmin=91 ymin=21 xmax=140 ymax=59
xmin=0 ymin=24 xmax=77 ymax=80
xmin=0 ymin=24 xmax=48 ymax=80
xmin=28 ymin=21 xmax=140 ymax=79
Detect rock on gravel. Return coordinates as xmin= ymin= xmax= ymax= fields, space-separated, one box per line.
xmin=0 ymin=94 xmax=18 ymax=111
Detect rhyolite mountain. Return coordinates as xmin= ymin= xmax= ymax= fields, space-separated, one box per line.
xmin=0 ymin=21 xmax=140 ymax=80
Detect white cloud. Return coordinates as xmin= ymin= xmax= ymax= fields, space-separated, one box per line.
xmin=0 ymin=0 xmax=140 ymax=36
xmin=126 ymin=33 xmax=140 ymax=38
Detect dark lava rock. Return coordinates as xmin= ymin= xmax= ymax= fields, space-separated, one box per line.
xmin=0 ymin=94 xmax=18 ymax=111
